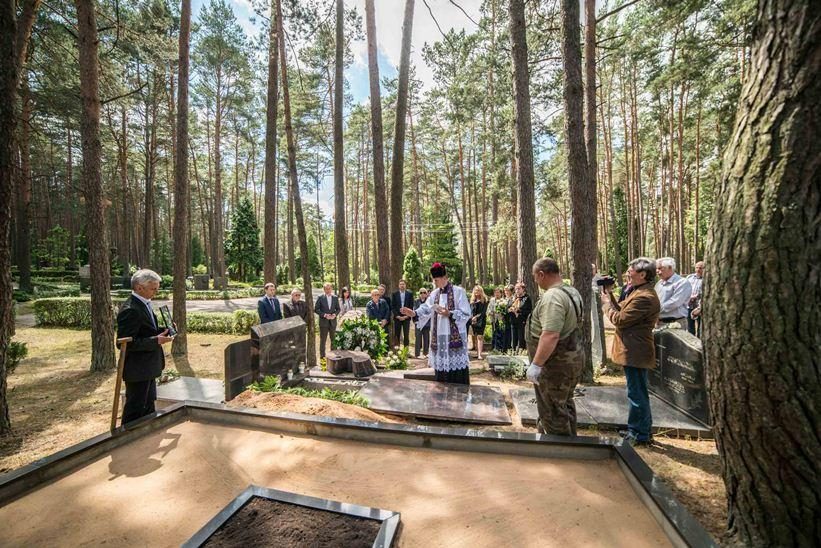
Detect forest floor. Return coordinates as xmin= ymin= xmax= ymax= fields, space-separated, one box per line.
xmin=1 ymin=326 xmax=727 ymax=543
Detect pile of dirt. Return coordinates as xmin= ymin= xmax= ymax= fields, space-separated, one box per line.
xmin=227 ymin=390 xmax=399 ymax=424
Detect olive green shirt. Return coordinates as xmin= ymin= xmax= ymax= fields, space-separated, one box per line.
xmin=529 ymin=283 xmax=582 ymax=340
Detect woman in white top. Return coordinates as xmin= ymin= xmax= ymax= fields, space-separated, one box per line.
xmin=339 ymin=286 xmax=355 ymax=315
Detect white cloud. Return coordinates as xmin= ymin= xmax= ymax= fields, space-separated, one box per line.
xmin=347 ymin=0 xmax=482 ymax=92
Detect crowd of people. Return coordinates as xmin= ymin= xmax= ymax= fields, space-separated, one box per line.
xmin=253 ymin=257 xmax=704 ymax=447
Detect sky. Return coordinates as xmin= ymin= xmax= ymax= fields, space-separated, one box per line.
xmin=189 ymin=0 xmax=484 ymax=218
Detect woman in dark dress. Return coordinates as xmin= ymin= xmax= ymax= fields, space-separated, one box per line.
xmin=469 ymin=285 xmax=488 ymax=360
xmin=502 ymin=284 xmax=515 ymax=351
xmin=489 ymin=287 xmax=505 ymax=351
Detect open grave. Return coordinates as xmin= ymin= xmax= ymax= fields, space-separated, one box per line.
xmin=0 ymin=402 xmax=714 ymax=547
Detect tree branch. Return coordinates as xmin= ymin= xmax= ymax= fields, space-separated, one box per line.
xmin=101 ymin=82 xmax=148 ymax=105
xmin=596 ymin=0 xmax=640 ymax=23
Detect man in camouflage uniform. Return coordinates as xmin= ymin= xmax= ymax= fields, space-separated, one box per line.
xmin=525 ymin=258 xmax=585 ymax=436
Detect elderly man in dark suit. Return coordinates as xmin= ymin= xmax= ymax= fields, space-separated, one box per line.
xmin=258 ymin=282 xmax=283 ymax=324
xmin=283 ymin=287 xmax=309 ymax=322
xmin=116 ymin=269 xmax=174 ymax=425
xmin=314 ymin=282 xmax=341 ymax=358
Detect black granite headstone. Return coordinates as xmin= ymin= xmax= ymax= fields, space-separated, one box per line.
xmin=251 ymin=316 xmax=306 ymax=381
xmin=651 ymin=329 xmax=711 ymax=426
xmin=224 ymin=339 xmax=254 ymax=401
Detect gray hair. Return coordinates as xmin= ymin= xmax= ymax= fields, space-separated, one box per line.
xmin=131 ymin=269 xmax=161 ymax=289
xmin=629 ymin=257 xmax=657 ymax=283
xmin=291 ymin=288 xmax=302 ymax=296
xmin=657 ymin=257 xmax=676 ymax=270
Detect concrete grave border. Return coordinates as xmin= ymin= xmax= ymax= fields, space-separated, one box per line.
xmin=182 ymin=484 xmax=400 ymax=548
xmin=0 ymin=402 xmax=715 ymax=548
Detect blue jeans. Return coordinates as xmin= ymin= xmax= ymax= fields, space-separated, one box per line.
xmin=624 ymin=366 xmax=652 ymax=441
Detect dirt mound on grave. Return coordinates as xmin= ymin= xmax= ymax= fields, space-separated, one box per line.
xmin=227 ymin=390 xmax=401 ymax=424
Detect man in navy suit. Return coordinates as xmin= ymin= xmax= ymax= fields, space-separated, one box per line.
xmin=391 ymin=279 xmax=414 ymax=348
xmin=116 ymin=269 xmax=174 ymax=425
xmin=258 ymin=282 xmax=283 ymax=324
xmin=366 ymin=288 xmax=391 ymax=335
xmin=314 ymin=282 xmax=341 ymax=358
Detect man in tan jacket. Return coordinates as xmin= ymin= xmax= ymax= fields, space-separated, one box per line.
xmin=603 ymin=257 xmax=660 ymax=445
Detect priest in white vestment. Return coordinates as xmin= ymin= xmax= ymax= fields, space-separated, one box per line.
xmin=401 ymin=262 xmax=472 ymax=385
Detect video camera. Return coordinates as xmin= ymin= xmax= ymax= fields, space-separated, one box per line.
xmin=596 ymin=275 xmax=616 ymax=287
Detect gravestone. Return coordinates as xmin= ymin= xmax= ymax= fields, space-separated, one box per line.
xmin=193 ymin=275 xmax=209 ymax=290
xmin=224 ymin=339 xmax=255 ymax=401
xmin=326 ymin=350 xmax=376 ymax=377
xmin=358 ymin=377 xmax=512 ymax=425
xmin=650 ymin=329 xmax=711 ymax=426
xmin=79 ymin=265 xmax=91 ymax=292
xmin=251 ymin=316 xmax=306 ymax=381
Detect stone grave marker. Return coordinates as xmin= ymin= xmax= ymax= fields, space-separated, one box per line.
xmin=651 ymin=329 xmax=711 ymax=426
xmin=358 ymin=376 xmax=512 ymax=425
xmin=224 ymin=339 xmax=255 ymax=401
xmin=251 ymin=316 xmax=306 ymax=380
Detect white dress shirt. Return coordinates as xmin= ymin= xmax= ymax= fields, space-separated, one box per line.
xmin=655 ymin=274 xmax=692 ymax=319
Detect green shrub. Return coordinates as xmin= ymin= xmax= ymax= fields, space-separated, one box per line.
xmin=160 ymin=275 xmax=174 ymax=289
xmin=186 ymin=310 xmax=258 ymax=335
xmin=8 ymin=341 xmax=28 ymax=374
xmin=248 ymin=375 xmax=369 ymax=407
xmin=193 ymin=264 xmax=207 ymax=275
xmin=33 ymin=297 xmax=98 ymax=328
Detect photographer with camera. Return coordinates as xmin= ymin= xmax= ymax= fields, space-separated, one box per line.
xmin=602 ymin=257 xmax=660 ymax=446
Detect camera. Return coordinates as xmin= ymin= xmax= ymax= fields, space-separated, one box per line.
xmin=596 ymin=275 xmax=616 ymax=287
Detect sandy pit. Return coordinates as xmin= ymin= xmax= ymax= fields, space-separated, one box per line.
xmin=0 ymin=420 xmax=671 ymax=547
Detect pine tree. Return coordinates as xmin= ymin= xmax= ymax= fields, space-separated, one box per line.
xmin=402 ymin=246 xmax=424 ymax=290
xmin=224 ymin=197 xmax=262 ymax=282
xmin=423 ymin=215 xmax=463 ymax=284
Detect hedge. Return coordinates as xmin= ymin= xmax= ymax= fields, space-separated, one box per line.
xmin=110 ymin=287 xmax=263 ymax=301
xmin=33 ymin=297 xmax=257 ymax=335
xmin=33 ymin=297 xmax=103 ymax=328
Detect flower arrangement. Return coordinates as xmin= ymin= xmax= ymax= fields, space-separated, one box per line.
xmin=383 ymin=346 xmax=410 ymax=370
xmin=333 ymin=315 xmax=388 ymax=359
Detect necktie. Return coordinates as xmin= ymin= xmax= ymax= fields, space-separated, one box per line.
xmin=146 ymin=301 xmax=156 ymax=329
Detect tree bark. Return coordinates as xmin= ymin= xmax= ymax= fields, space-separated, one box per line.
xmin=333 ymin=0 xmax=350 ymax=290
xmin=389 ymin=0 xmax=414 ymax=287
xmin=562 ymin=0 xmax=594 ymax=382
xmin=16 ymin=68 xmax=32 ymax=291
xmin=365 ymin=0 xmax=391 ymax=288
xmin=76 ymin=0 xmax=115 ymax=373
xmin=263 ymin=1 xmax=279 ymax=285
xmin=277 ymin=0 xmax=316 ymax=367
xmin=0 ymin=0 xmax=41 ymax=435
xmin=508 ymin=0 xmax=537 ymax=297
xmin=171 ymin=0 xmax=191 ymax=357
xmin=704 ymin=1 xmax=820 ymax=545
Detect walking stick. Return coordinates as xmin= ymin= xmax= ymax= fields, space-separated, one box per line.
xmin=111 ymin=337 xmax=132 ymax=431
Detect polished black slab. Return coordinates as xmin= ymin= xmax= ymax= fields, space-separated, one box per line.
xmin=511 ymin=386 xmax=712 ymax=438
xmin=251 ymin=316 xmax=306 ymax=381
xmin=358 ymin=377 xmax=512 ymax=425
xmin=224 ymin=339 xmax=254 ymax=401
xmin=651 ymin=329 xmax=711 ymax=426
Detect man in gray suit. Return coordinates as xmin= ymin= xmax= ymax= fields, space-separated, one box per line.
xmin=314 ymin=282 xmax=341 ymax=359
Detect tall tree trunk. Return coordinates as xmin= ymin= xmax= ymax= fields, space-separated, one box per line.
xmin=0 ymin=0 xmax=41 ymax=435
xmin=333 ymin=0 xmax=350 ymax=290
xmin=389 ymin=0 xmax=414 ymax=287
xmin=562 ymin=0 xmax=594 ymax=382
xmin=509 ymin=0 xmax=537 ymax=297
xmin=263 ymin=2 xmax=279 ymax=284
xmin=365 ymin=0 xmax=391 ymax=287
xmin=76 ymin=0 xmax=115 ymax=373
xmin=277 ymin=0 xmax=316 ymax=366
xmin=171 ymin=0 xmax=191 ymax=357
xmin=16 ymin=67 xmax=32 ymax=291
xmin=705 ymin=2 xmax=820 ymax=545
xmin=214 ymin=69 xmax=225 ymax=288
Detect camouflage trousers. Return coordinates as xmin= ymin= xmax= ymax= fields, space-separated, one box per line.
xmin=528 ymin=334 xmax=584 ymax=436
